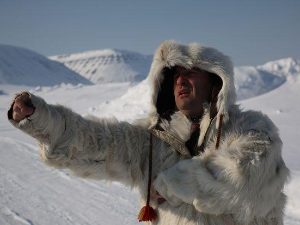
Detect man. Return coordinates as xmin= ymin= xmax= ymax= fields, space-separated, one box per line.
xmin=8 ymin=41 xmax=289 ymax=224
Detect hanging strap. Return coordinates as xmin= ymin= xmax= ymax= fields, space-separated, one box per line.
xmin=146 ymin=132 xmax=153 ymax=205
xmin=138 ymin=132 xmax=157 ymax=222
xmin=215 ymin=114 xmax=224 ymax=149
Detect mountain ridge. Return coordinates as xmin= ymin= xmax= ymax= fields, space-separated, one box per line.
xmin=49 ymin=49 xmax=153 ymax=84
xmin=0 ymin=45 xmax=92 ymax=86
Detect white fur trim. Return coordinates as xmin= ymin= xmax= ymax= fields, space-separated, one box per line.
xmin=159 ymin=111 xmax=193 ymax=142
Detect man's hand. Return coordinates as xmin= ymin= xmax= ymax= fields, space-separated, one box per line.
xmin=151 ymin=185 xmax=166 ymax=204
xmin=12 ymin=93 xmax=35 ymax=122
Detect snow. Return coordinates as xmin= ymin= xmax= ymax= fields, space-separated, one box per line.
xmin=0 ymin=83 xmax=140 ymax=225
xmin=0 ymin=45 xmax=92 ymax=86
xmin=258 ymin=58 xmax=300 ymax=79
xmin=234 ymin=66 xmax=286 ymax=100
xmin=0 ymin=136 xmax=139 ymax=225
xmin=0 ymin=47 xmax=300 ymax=224
xmin=50 ymin=49 xmax=152 ymax=84
xmin=86 ymin=79 xmax=151 ymax=121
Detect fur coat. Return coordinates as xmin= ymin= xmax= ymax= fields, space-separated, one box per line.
xmin=8 ymin=41 xmax=289 ymax=224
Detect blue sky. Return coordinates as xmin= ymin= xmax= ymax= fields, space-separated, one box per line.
xmin=1 ymin=0 xmax=299 ymax=66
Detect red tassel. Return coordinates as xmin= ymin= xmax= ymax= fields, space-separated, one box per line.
xmin=138 ymin=133 xmax=157 ymax=222
xmin=191 ymin=124 xmax=199 ymax=130
xmin=138 ymin=205 xmax=157 ymax=222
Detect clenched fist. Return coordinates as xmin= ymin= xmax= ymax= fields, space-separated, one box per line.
xmin=12 ymin=93 xmax=35 ymax=122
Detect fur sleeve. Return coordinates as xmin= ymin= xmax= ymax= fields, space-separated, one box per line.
xmin=153 ymin=129 xmax=290 ymax=223
xmin=8 ymin=92 xmax=149 ymax=188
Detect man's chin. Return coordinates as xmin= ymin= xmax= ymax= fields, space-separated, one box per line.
xmin=176 ymin=103 xmax=193 ymax=111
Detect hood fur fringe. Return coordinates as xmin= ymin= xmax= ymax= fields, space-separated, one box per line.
xmin=147 ymin=40 xmax=236 ymax=129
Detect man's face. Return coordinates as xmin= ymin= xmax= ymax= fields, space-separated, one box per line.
xmin=173 ymin=66 xmax=213 ymax=117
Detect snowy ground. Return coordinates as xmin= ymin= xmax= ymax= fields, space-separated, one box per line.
xmin=0 ymin=72 xmax=300 ymax=224
xmin=0 ymin=83 xmax=141 ymax=225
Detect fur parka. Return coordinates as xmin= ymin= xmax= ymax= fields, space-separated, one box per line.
xmin=8 ymin=41 xmax=289 ymax=225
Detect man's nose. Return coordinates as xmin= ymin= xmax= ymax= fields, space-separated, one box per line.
xmin=176 ymin=75 xmax=187 ymax=85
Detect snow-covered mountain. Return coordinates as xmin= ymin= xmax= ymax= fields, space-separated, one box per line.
xmin=50 ymin=49 xmax=152 ymax=84
xmin=0 ymin=45 xmax=92 ymax=86
xmin=234 ymin=66 xmax=286 ymax=100
xmin=258 ymin=57 xmax=300 ymax=80
xmin=235 ymin=58 xmax=300 ymax=100
xmin=1 ymin=44 xmax=297 ymax=102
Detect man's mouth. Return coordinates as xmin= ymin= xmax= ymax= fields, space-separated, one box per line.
xmin=179 ymin=89 xmax=191 ymax=98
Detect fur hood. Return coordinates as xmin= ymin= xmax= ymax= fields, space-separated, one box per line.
xmin=147 ymin=40 xmax=236 ymax=129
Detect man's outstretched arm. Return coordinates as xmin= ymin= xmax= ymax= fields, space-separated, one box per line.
xmin=8 ymin=92 xmax=149 ymax=188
